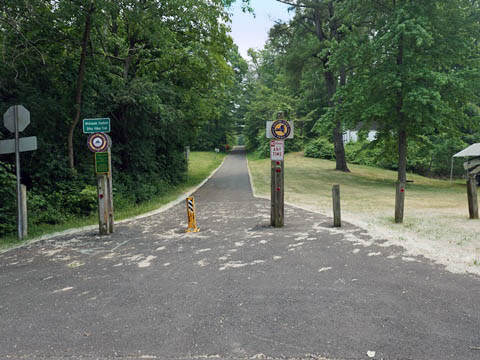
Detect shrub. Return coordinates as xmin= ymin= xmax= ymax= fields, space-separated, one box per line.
xmin=304 ymin=138 xmax=335 ymax=159
xmin=0 ymin=163 xmax=16 ymax=235
xmin=68 ymin=185 xmax=97 ymax=216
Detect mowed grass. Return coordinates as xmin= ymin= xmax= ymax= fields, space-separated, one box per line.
xmin=0 ymin=151 xmax=225 ymax=250
xmin=248 ymin=152 xmax=480 ymax=265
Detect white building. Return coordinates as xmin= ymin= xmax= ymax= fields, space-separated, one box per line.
xmin=343 ymin=122 xmax=378 ymax=144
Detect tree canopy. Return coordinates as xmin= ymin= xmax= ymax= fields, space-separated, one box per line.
xmin=0 ymin=0 xmax=247 ymax=236
xmin=1 ymin=0 xmax=480 ymax=235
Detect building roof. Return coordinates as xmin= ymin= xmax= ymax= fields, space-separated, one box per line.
xmin=453 ymin=143 xmax=480 ymax=157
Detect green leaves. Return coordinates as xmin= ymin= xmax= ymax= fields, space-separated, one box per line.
xmin=0 ymin=0 xmax=247 ymax=236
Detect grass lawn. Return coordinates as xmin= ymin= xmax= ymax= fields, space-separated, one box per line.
xmin=248 ymin=151 xmax=480 ymax=274
xmin=0 ymin=151 xmax=225 ymax=251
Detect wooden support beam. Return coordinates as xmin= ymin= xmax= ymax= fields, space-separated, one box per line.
xmin=332 ymin=184 xmax=341 ymax=227
xmin=270 ymin=160 xmax=275 ymax=226
xmin=97 ymin=174 xmax=109 ymax=235
xmin=271 ymin=160 xmax=284 ymax=227
xmin=107 ymin=148 xmax=114 ymax=233
xmin=467 ymin=176 xmax=479 ymax=219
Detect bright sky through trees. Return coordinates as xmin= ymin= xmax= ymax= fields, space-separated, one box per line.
xmin=227 ymin=0 xmax=293 ymax=58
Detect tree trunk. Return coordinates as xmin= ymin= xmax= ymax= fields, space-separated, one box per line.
xmin=333 ymin=119 xmax=349 ymax=171
xmin=68 ymin=5 xmax=94 ymax=170
xmin=335 ymin=67 xmax=349 ymax=172
xmin=324 ymin=69 xmax=350 ymax=172
xmin=315 ymin=2 xmax=350 ymax=173
xmin=397 ymin=129 xmax=407 ymax=182
xmin=396 ymin=31 xmax=405 ymax=182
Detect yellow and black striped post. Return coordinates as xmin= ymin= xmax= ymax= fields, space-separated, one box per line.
xmin=186 ymin=197 xmax=199 ymax=232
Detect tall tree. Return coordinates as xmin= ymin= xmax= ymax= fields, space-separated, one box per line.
xmin=68 ymin=1 xmax=95 ymax=170
xmin=335 ymin=0 xmax=480 ymax=221
xmin=0 ymin=0 xmax=248 ymax=235
xmin=276 ymin=0 xmax=350 ymax=172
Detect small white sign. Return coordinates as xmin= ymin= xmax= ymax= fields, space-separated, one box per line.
xmin=215 ymin=148 xmax=220 ymax=153
xmin=270 ymin=140 xmax=284 ymax=161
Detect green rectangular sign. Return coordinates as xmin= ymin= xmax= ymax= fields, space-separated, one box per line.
xmin=95 ymin=152 xmax=110 ymax=174
xmin=83 ymin=118 xmax=110 ymax=134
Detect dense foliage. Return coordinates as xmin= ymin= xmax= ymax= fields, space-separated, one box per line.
xmin=0 ymin=0 xmax=247 ymax=237
xmin=2 ymin=0 xmax=480 ymax=236
xmin=243 ymin=0 xmax=480 ymax=181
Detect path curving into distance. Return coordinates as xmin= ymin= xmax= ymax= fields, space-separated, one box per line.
xmin=0 ymin=147 xmax=479 ymax=359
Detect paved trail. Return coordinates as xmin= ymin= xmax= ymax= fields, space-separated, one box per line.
xmin=1 ymin=148 xmax=479 ymax=360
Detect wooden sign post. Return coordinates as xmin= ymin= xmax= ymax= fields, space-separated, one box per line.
xmin=271 ymin=158 xmax=284 ymax=227
xmin=267 ymin=112 xmax=294 ymax=228
xmin=96 ymin=172 xmax=109 ymax=235
xmin=85 ymin=120 xmax=114 ymax=235
xmin=107 ymin=147 xmax=114 ymax=232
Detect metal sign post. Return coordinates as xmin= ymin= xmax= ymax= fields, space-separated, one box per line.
xmin=266 ymin=112 xmax=293 ymax=228
xmin=2 ymin=105 xmax=35 ymax=240
xmin=14 ymin=106 xmax=22 ymax=239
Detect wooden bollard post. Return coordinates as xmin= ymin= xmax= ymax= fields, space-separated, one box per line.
xmin=21 ymin=184 xmax=27 ymax=237
xmin=97 ymin=174 xmax=109 ymax=235
xmin=467 ymin=176 xmax=479 ymax=219
xmin=395 ymin=181 xmax=406 ymax=223
xmin=270 ymin=160 xmax=275 ymax=225
xmin=332 ymin=184 xmax=341 ymax=227
xmin=107 ymin=148 xmax=114 ymax=233
xmin=271 ymin=160 xmax=284 ymax=227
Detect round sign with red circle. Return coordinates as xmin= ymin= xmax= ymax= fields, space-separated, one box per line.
xmin=87 ymin=132 xmax=110 ymax=153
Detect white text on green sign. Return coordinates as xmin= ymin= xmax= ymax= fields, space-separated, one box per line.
xmin=83 ymin=118 xmax=110 ymax=134
xmin=95 ymin=152 xmax=110 ymax=174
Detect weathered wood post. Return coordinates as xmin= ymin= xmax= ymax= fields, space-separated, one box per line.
xmin=395 ymin=181 xmax=406 ymax=223
xmin=85 ymin=120 xmax=113 ymax=235
xmin=467 ymin=176 xmax=479 ymax=219
xmin=271 ymin=159 xmax=284 ymax=227
xmin=97 ymin=174 xmax=109 ymax=235
xmin=332 ymin=184 xmax=341 ymax=227
xmin=267 ymin=112 xmax=293 ymax=228
xmin=270 ymin=159 xmax=275 ymax=224
xmin=107 ymin=147 xmax=114 ymax=232
xmin=94 ymin=148 xmax=114 ymax=235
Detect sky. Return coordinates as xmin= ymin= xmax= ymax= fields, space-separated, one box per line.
xmin=227 ymin=0 xmax=294 ymax=59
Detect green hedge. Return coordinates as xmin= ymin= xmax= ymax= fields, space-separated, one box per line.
xmin=305 ymin=135 xmax=469 ymax=178
xmin=304 ymin=138 xmax=335 ymax=160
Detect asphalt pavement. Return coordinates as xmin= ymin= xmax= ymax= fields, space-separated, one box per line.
xmin=1 ymin=147 xmax=479 ymax=360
